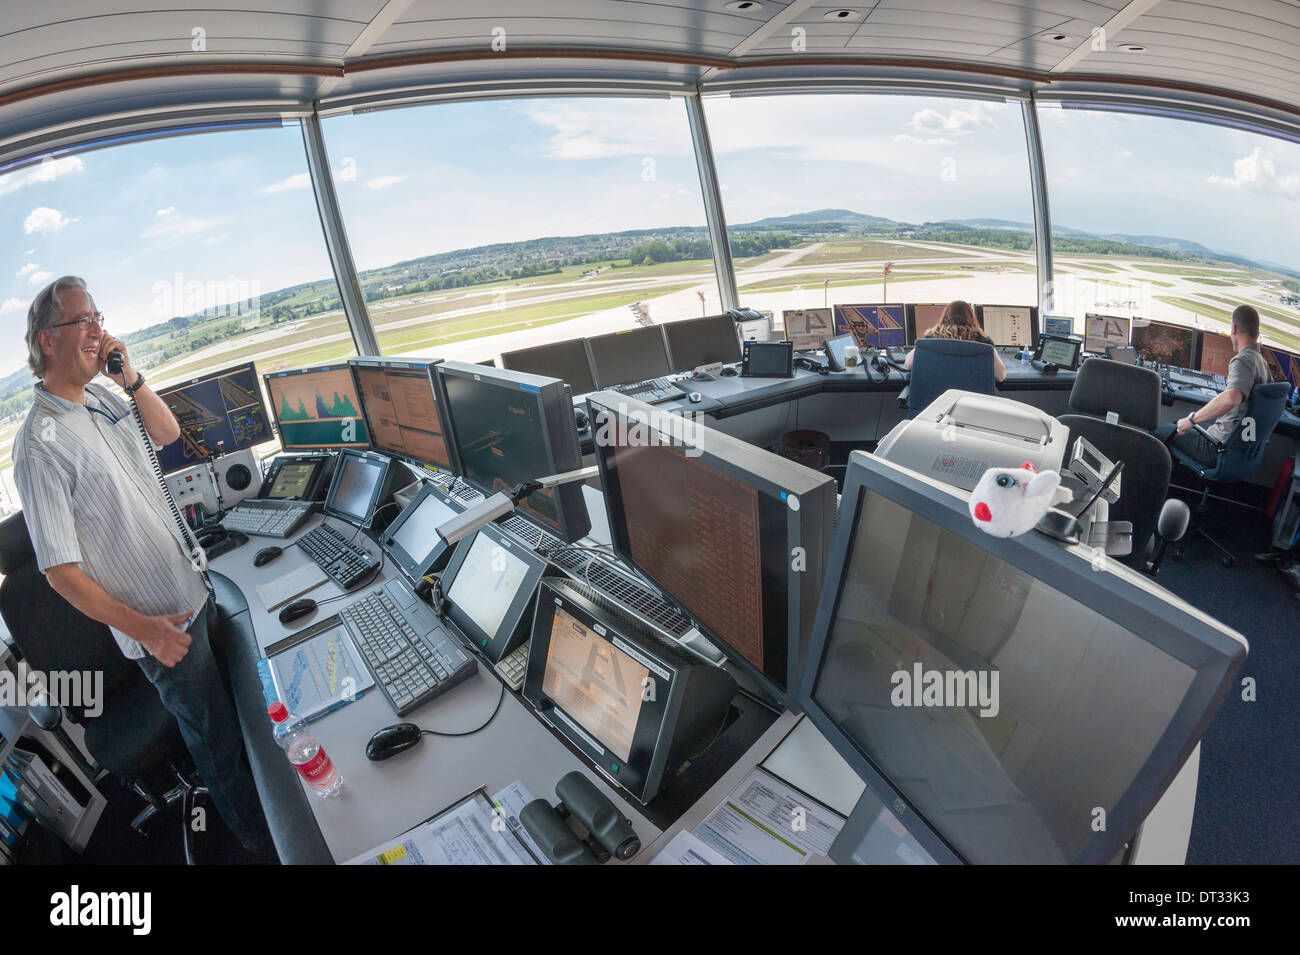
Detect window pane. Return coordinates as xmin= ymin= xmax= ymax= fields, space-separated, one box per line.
xmin=1040 ymin=105 xmax=1300 ymax=355
xmin=703 ymin=92 xmax=1038 ymax=334
xmin=0 ymin=125 xmax=345 ymax=511
xmin=321 ymin=97 xmax=718 ymax=362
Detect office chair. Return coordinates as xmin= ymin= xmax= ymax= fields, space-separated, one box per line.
xmin=1058 ymin=359 xmax=1176 ymax=572
xmin=903 ymin=338 xmax=996 ymax=419
xmin=0 ymin=511 xmax=208 ymax=863
xmin=1167 ymin=381 xmax=1289 ymax=567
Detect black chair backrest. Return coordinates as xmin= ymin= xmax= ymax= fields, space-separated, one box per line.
xmin=1208 ymin=382 xmax=1290 ymax=482
xmin=1058 ymin=416 xmax=1172 ymax=570
xmin=0 ymin=511 xmax=140 ymax=723
xmin=908 ymin=338 xmax=996 ymax=419
xmin=1068 ymin=359 xmax=1162 ymax=431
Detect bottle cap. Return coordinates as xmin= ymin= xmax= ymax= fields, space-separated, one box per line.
xmin=268 ymin=702 xmax=289 ymax=723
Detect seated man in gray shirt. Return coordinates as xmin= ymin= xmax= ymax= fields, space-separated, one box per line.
xmin=12 ymin=276 xmax=271 ymax=856
xmin=1156 ymin=304 xmax=1272 ymax=465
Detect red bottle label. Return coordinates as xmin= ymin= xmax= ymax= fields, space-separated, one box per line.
xmin=294 ymin=748 xmax=333 ymax=782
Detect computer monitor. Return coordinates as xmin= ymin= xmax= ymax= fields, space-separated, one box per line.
xmin=441 ymin=522 xmax=548 ymax=663
xmin=434 ymin=361 xmax=590 ymax=542
xmin=1084 ymin=314 xmax=1131 ymax=354
xmin=500 ymin=338 xmax=597 ymax=395
xmin=587 ymin=326 xmax=672 ymax=388
xmin=264 ymin=363 xmax=369 ymax=452
xmin=524 ymin=577 xmax=737 ymax=804
xmin=798 ymin=452 xmax=1247 ymax=864
xmin=782 ymin=308 xmax=835 ymax=351
xmin=587 ymin=391 xmax=837 ymax=702
xmin=664 ymin=314 xmax=743 ymax=371
xmin=1042 ymin=315 xmax=1074 ymax=338
xmin=1106 ymin=346 xmax=1138 ymax=365
xmin=907 ymin=304 xmax=947 ymax=345
xmin=156 ymin=361 xmax=273 ymax=474
xmin=977 ymin=305 xmax=1038 ymax=348
xmin=1033 ymin=334 xmax=1081 ymax=370
xmin=835 ymin=304 xmax=906 ymax=349
xmin=380 ymin=482 xmax=465 ymax=581
xmin=350 ymin=356 xmax=453 ymax=471
xmin=1198 ymin=332 xmax=1235 ymax=378
xmin=323 ymin=449 xmax=394 ymax=527
xmin=257 ymin=453 xmax=334 ymax=502
xmin=1132 ymin=320 xmax=1197 ymax=368
xmin=1262 ymin=344 xmax=1300 ymax=389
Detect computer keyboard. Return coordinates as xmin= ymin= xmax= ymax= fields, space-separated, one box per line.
xmin=494 ymin=640 xmax=530 ymax=691
xmin=340 ymin=589 xmax=476 ymax=716
xmin=296 ymin=523 xmax=381 ymax=590
xmin=610 ymin=377 xmax=679 ymax=404
xmin=221 ymin=498 xmax=313 ymax=538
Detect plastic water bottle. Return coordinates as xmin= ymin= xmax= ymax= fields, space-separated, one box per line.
xmin=268 ymin=702 xmax=342 ymax=797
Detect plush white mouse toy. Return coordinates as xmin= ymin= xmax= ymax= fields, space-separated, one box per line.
xmin=969 ymin=461 xmax=1073 ymax=538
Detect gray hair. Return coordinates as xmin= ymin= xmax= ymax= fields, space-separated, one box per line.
xmin=26 ymin=275 xmax=89 ymax=379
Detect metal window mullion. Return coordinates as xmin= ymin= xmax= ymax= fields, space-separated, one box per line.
xmin=685 ymin=93 xmax=738 ymax=312
xmin=300 ymin=111 xmax=380 ymax=356
xmin=1022 ymin=96 xmax=1054 ymax=314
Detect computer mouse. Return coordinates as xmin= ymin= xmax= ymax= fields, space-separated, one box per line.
xmin=254 ymin=545 xmax=283 ymax=567
xmin=366 ymin=722 xmax=424 ymax=761
xmin=278 ymin=598 xmax=317 ymax=625
xmin=688 ymin=392 xmax=702 ymax=403
xmin=720 ymin=366 xmax=738 ymax=377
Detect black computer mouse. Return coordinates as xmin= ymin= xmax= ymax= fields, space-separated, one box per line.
xmin=720 ymin=366 xmax=738 ymax=377
xmin=366 ymin=722 xmax=424 ymax=761
xmin=278 ymin=598 xmax=317 ymax=625
xmin=254 ymin=545 xmax=283 ymax=567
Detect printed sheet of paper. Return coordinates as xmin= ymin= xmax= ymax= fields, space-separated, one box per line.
xmin=694 ymin=767 xmax=846 ymax=865
xmin=344 ymin=789 xmax=537 ymax=866
xmin=649 ymin=829 xmax=733 ymax=865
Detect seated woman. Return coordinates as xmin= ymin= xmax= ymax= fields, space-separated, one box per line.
xmin=903 ymin=300 xmax=1007 ymax=383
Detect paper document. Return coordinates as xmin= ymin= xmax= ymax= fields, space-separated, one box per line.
xmin=695 ymin=767 xmax=846 ymax=865
xmin=344 ymin=790 xmax=537 ymax=865
xmin=650 ymin=830 xmax=733 ymax=865
xmin=256 ymin=564 xmax=328 ymax=612
xmin=490 ymin=780 xmax=550 ymax=865
xmin=267 ymin=618 xmax=374 ymax=721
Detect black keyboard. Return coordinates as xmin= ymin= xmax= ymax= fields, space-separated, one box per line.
xmin=610 ymin=377 xmax=679 ymax=404
xmin=296 ymin=523 xmax=381 ymax=590
xmin=340 ymin=588 xmax=476 ymax=715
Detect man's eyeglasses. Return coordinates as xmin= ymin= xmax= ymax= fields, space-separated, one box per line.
xmin=49 ymin=312 xmax=106 ymax=332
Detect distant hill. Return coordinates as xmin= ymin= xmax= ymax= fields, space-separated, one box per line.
xmin=736 ymin=208 xmax=899 ymax=230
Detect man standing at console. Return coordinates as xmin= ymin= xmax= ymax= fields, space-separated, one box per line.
xmin=1156 ymin=304 xmax=1272 ymax=464
xmin=12 ymin=275 xmax=270 ymax=856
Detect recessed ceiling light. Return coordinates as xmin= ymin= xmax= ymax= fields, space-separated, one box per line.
xmin=823 ymin=9 xmax=864 ymax=21
xmin=724 ymin=1 xmax=764 ymax=11
xmin=1042 ymin=32 xmax=1073 ymax=43
xmin=1118 ymin=43 xmax=1147 ymax=52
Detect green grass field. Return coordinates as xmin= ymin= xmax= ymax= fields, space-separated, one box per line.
xmin=738 ymin=272 xmax=962 ymax=293
xmin=1156 ymin=296 xmax=1300 ymax=351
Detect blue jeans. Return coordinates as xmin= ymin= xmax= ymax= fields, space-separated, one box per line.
xmin=136 ymin=600 xmax=271 ymax=854
xmin=1155 ymin=421 xmax=1220 ymax=467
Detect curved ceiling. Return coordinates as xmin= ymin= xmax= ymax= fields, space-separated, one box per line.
xmin=2 ymin=1 xmax=1298 ymax=165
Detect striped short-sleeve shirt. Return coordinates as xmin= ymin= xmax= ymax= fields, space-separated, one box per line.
xmin=12 ymin=381 xmax=210 ymax=660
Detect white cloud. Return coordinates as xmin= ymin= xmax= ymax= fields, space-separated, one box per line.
xmin=205 ymin=232 xmax=229 ymax=245
xmin=259 ymin=172 xmax=310 ymax=194
xmin=0 ymin=156 xmax=84 ymax=197
xmin=16 ymin=263 xmax=39 ymax=278
xmin=24 ymin=248 xmax=34 ymax=255
xmin=1 ymin=298 xmax=25 ymax=315
xmin=364 ymin=175 xmax=408 ymax=191
xmin=156 ymin=206 xmax=175 ymax=216
xmin=139 ymin=214 xmax=221 ymax=240
xmin=519 ymin=101 xmax=694 ymax=159
xmin=23 ymin=207 xmax=74 ymax=233
xmin=28 ymin=270 xmax=53 ymax=285
xmin=1208 ymin=147 xmax=1300 ymax=199
xmin=894 ymin=133 xmax=956 ymax=147
xmin=908 ymin=102 xmax=1004 ymax=137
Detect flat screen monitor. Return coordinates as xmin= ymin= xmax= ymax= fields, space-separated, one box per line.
xmin=587 ymin=391 xmax=837 ymax=701
xmin=500 ymin=339 xmax=597 ymax=395
xmin=434 ymin=361 xmax=590 ymax=542
xmin=782 ymin=308 xmax=835 ymax=352
xmin=907 ymin=304 xmax=947 ymax=345
xmin=977 ymin=305 xmax=1038 ymax=348
xmin=442 ymin=522 xmax=547 ymax=663
xmin=588 ymin=326 xmax=672 ymax=388
xmin=1034 ymin=335 xmax=1080 ymax=370
xmin=1198 ymin=332 xmax=1235 ymax=378
xmin=380 ymin=483 xmax=465 ymax=581
xmin=1132 ymin=320 xmax=1197 ymax=368
xmin=524 ymin=577 xmax=736 ymax=804
xmin=1084 ymin=314 xmax=1131 ymax=354
xmin=264 ymin=363 xmax=369 ymax=452
xmin=798 ymin=452 xmax=1247 ymax=864
xmin=351 ymin=357 xmax=452 ymax=470
xmin=1105 ymin=346 xmax=1138 ymax=365
xmin=323 ymin=449 xmax=391 ymax=526
xmin=835 ymin=304 xmax=906 ymax=349
xmin=665 ymin=314 xmax=742 ymax=371
xmin=156 ymin=361 xmax=273 ymax=474
xmin=1262 ymin=344 xmax=1300 ymax=389
xmin=1042 ymin=315 xmax=1074 ymax=338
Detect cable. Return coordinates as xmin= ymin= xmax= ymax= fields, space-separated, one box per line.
xmin=418 ymin=681 xmax=506 ymax=737
xmin=313 ymin=548 xmax=386 ymax=607
xmin=348 ymin=501 xmax=401 ymax=545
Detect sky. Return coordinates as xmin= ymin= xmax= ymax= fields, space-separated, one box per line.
xmin=2 ymin=94 xmax=1298 ymax=377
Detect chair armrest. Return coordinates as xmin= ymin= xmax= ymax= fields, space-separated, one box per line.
xmin=1191 ymin=423 xmax=1227 ymax=451
xmin=897 ymin=384 xmax=910 ymax=408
